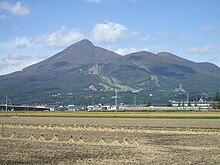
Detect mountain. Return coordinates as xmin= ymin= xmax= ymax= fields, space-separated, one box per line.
xmin=23 ymin=39 xmax=120 ymax=74
xmin=0 ymin=39 xmax=220 ymax=105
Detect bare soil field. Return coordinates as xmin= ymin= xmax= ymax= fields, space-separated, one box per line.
xmin=1 ymin=116 xmax=220 ymax=128
xmin=0 ymin=116 xmax=220 ymax=164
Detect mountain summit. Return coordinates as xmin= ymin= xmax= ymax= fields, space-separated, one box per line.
xmin=23 ymin=39 xmax=119 ymax=73
xmin=0 ymin=39 xmax=220 ymax=104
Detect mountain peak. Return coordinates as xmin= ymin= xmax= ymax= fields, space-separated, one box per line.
xmin=76 ymin=39 xmax=93 ymax=46
xmin=22 ymin=39 xmax=119 ymax=73
xmin=66 ymin=39 xmax=94 ymax=50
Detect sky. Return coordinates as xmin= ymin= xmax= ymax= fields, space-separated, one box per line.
xmin=0 ymin=0 xmax=220 ymax=75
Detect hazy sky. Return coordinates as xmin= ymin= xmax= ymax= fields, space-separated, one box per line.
xmin=0 ymin=0 xmax=220 ymax=75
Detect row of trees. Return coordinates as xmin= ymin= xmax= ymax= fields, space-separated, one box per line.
xmin=212 ymin=92 xmax=220 ymax=109
xmin=166 ymin=92 xmax=220 ymax=109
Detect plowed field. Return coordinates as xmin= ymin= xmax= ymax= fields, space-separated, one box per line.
xmin=0 ymin=116 xmax=219 ymax=164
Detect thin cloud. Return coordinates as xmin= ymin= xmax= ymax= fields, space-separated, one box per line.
xmin=202 ymin=24 xmax=216 ymax=36
xmin=8 ymin=52 xmax=29 ymax=61
xmin=0 ymin=1 xmax=30 ymax=16
xmin=180 ymin=34 xmax=187 ymax=41
xmin=0 ymin=26 xmax=85 ymax=74
xmin=0 ymin=37 xmax=30 ymax=50
xmin=188 ymin=44 xmax=215 ymax=54
xmin=143 ymin=34 xmax=156 ymax=43
xmin=115 ymin=47 xmax=149 ymax=55
xmin=12 ymin=26 xmax=18 ymax=32
xmin=115 ymin=47 xmax=137 ymax=55
xmin=36 ymin=3 xmax=45 ymax=9
xmin=125 ymin=0 xmax=139 ymax=3
xmin=203 ymin=24 xmax=213 ymax=32
xmin=0 ymin=52 xmax=39 ymax=75
xmin=14 ymin=37 xmax=30 ymax=49
xmin=38 ymin=51 xmax=50 ymax=60
xmin=84 ymin=0 xmax=138 ymax=3
xmin=143 ymin=31 xmax=171 ymax=44
xmin=0 ymin=52 xmax=29 ymax=69
xmin=91 ymin=21 xmax=128 ymax=43
xmin=84 ymin=0 xmax=102 ymax=3
xmin=33 ymin=26 xmax=85 ymax=47
xmin=158 ymin=31 xmax=171 ymax=37
xmin=0 ymin=14 xmax=9 ymax=20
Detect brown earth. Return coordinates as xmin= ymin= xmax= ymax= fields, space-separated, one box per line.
xmin=1 ymin=116 xmax=220 ymax=128
xmin=0 ymin=117 xmax=219 ymax=164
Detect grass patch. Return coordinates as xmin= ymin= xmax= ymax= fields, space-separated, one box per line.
xmin=1 ymin=111 xmax=220 ymax=119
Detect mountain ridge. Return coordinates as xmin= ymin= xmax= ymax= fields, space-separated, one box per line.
xmin=22 ymin=39 xmax=120 ymax=74
xmin=0 ymin=39 xmax=219 ymax=104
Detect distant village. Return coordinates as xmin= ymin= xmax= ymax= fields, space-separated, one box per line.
xmin=1 ymin=93 xmax=220 ymax=112
xmin=64 ymin=98 xmax=216 ymax=112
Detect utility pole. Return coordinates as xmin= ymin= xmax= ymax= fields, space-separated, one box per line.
xmin=186 ymin=92 xmax=189 ymax=102
xmin=115 ymin=90 xmax=118 ymax=116
xmin=6 ymin=94 xmax=8 ymax=115
xmin=134 ymin=95 xmax=136 ymax=106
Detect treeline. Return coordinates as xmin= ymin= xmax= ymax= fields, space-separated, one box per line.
xmin=211 ymin=92 xmax=220 ymax=109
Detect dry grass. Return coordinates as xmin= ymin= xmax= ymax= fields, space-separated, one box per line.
xmin=0 ymin=119 xmax=219 ymax=164
xmin=1 ymin=111 xmax=220 ymax=118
